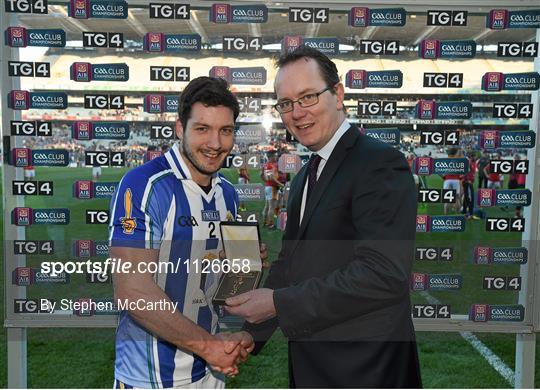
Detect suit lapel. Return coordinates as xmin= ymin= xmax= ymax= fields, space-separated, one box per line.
xmin=295 ymin=126 xmax=359 ymax=241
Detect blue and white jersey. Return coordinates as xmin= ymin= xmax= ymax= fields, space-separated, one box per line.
xmin=108 ymin=143 xmax=238 ymax=388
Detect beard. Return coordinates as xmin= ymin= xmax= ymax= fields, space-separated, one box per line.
xmin=181 ymin=137 xmax=223 ymax=176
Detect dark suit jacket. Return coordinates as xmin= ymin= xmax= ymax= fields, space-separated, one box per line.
xmin=245 ymin=125 xmax=421 ymax=388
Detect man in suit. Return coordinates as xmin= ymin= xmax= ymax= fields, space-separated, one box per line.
xmin=225 ymin=46 xmax=421 ymax=388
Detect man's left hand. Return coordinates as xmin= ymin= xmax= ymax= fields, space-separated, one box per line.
xmin=225 ymin=288 xmax=276 ymax=324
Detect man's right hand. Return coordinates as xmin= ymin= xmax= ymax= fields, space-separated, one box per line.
xmin=200 ymin=332 xmax=253 ymax=376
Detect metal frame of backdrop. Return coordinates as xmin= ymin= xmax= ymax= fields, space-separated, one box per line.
xmin=2 ymin=0 xmax=539 ymax=388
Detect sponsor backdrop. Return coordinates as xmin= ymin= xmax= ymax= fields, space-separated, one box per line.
xmin=2 ymin=0 xmax=539 ymax=387
xmin=4 ymin=0 xmax=538 ymax=324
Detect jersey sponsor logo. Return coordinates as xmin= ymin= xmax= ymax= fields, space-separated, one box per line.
xmin=178 ymin=215 xmax=199 ymax=227
xmin=201 ymin=210 xmax=220 ymax=222
xmin=120 ymin=189 xmax=136 ymax=234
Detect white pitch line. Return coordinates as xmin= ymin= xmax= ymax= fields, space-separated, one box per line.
xmin=419 ymin=291 xmax=515 ymax=386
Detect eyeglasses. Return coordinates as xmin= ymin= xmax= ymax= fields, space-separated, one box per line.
xmin=274 ymin=87 xmax=332 ymax=114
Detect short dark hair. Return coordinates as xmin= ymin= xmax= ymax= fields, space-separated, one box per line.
xmin=178 ymin=76 xmax=240 ymax=130
xmin=275 ymin=46 xmax=340 ymax=93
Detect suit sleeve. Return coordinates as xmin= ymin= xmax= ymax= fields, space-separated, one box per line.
xmin=272 ymin=148 xmax=417 ymax=337
xmin=242 ymin=171 xmax=304 ymax=351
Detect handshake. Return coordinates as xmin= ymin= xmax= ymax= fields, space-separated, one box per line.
xmin=199 ymin=331 xmax=254 ymax=377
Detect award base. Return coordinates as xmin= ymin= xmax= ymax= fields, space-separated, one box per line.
xmin=212 ymin=271 xmax=261 ymax=305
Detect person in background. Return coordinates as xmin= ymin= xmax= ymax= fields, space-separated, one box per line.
xmin=484 ymin=156 xmax=503 ymax=189
xmin=238 ymin=161 xmax=250 ymax=212
xmin=442 ymin=147 xmax=462 ymax=215
xmin=461 ymin=153 xmax=476 ymax=220
xmin=477 ymin=151 xmax=490 ymax=189
xmin=260 ymin=151 xmax=284 ymax=228
xmin=508 ymin=153 xmax=527 ymax=217
xmin=23 ymin=165 xmax=36 ymax=181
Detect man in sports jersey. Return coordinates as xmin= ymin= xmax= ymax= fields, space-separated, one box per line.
xmin=109 ymin=77 xmax=254 ymax=388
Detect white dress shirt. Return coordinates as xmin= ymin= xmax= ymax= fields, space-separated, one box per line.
xmin=299 ymin=119 xmax=351 ymax=224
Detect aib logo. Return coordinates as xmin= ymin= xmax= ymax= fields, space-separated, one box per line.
xmin=478 ymin=189 xmax=495 ymax=207
xmin=213 ymin=4 xmax=230 ymax=23
xmin=481 ymin=130 xmax=499 ymax=149
xmin=470 ymin=304 xmax=489 ymax=322
xmin=288 ymin=36 xmax=301 ymax=46
xmin=71 ymin=62 xmax=91 ymax=82
xmin=13 ymin=267 xmax=34 ymax=286
xmin=347 ymin=70 xmax=367 ymax=88
xmin=410 ymin=273 xmax=427 ymax=291
xmin=418 ymin=100 xmax=435 ymax=119
xmin=474 ymin=246 xmax=492 ymax=264
xmin=422 ymin=39 xmax=439 ymax=58
xmin=415 ymin=157 xmax=433 ymax=175
xmin=13 ymin=91 xmax=29 ymax=109
xmin=355 ymin=7 xmax=367 ymax=17
xmin=483 ymin=72 xmax=503 ymax=91
xmin=210 ymin=66 xmax=231 ymax=82
xmin=75 ymin=121 xmax=91 ymax=140
xmin=76 ymin=239 xmax=93 ymax=257
xmin=74 ymin=180 xmax=93 ymax=199
xmin=14 ymin=207 xmax=32 ymax=226
xmin=215 ymin=67 xmax=227 ymax=77
xmin=216 ymin=4 xmax=229 ymax=19
xmin=150 ymin=33 xmax=161 ymax=45
xmin=416 ymin=215 xmax=429 ymax=232
xmin=145 ymin=33 xmax=163 ymax=52
xmin=15 ymin=148 xmax=31 ymax=166
xmin=72 ymin=0 xmax=90 ymax=18
xmin=283 ymin=35 xmax=302 ymax=53
xmin=145 ymin=94 xmax=164 ymax=113
xmin=350 ymin=7 xmax=369 ymax=27
xmin=489 ymin=9 xmax=509 ymax=29
xmin=426 ymin=40 xmax=436 ymax=50
xmin=9 ymin=27 xmax=27 ymax=47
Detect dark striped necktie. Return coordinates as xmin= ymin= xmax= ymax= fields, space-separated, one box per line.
xmin=307 ymin=154 xmax=322 ymax=201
